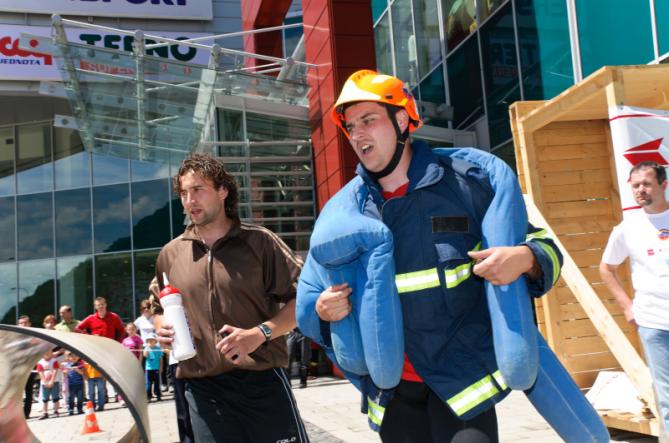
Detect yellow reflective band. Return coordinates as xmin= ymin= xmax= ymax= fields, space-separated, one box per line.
xmin=525 ymin=229 xmax=549 ymax=241
xmin=446 ymin=373 xmax=501 ymax=416
xmin=395 ymin=268 xmax=440 ymax=294
xmin=367 ymin=397 xmax=385 ymax=426
xmin=535 ymin=241 xmax=560 ymax=285
xmin=444 ymin=262 xmax=472 ymax=288
xmin=492 ymin=370 xmax=507 ymax=391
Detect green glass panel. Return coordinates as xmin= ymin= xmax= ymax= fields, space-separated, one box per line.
xmin=246 ymin=113 xmax=310 ymax=141
xmin=17 ymin=193 xmax=53 ymax=260
xmin=0 ymin=126 xmax=15 ymax=196
xmin=0 ymin=263 xmax=17 ymax=324
xmin=413 ymin=0 xmax=442 ymax=79
xmin=443 ymin=0 xmax=477 ymax=51
xmin=372 ymin=0 xmax=388 ymax=23
xmin=374 ymin=12 xmax=394 ymax=75
xmin=0 ymin=197 xmax=14 ymax=261
xmin=93 ymin=183 xmax=131 ymax=253
xmin=134 ymin=249 xmax=160 ymax=309
xmin=480 ymin=2 xmax=520 ymax=147
xmin=479 ymin=0 xmax=506 ymax=22
xmin=577 ymin=0 xmax=653 ymax=77
xmin=447 ymin=34 xmax=484 ymax=128
xmin=656 ymin=0 xmax=669 ymax=56
xmin=55 ymin=188 xmax=92 ymax=257
xmin=132 ymin=179 xmax=171 ymax=249
xmin=392 ymin=0 xmax=418 ymax=85
xmin=516 ymin=0 xmax=574 ymax=100
xmin=419 ymin=65 xmax=449 ymax=128
xmin=18 ymin=259 xmax=56 ymax=324
xmin=57 ymin=255 xmax=93 ymax=321
xmin=95 ymin=252 xmax=133 ymax=322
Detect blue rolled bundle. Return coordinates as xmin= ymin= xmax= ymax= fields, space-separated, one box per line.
xmin=296 ymin=178 xmax=404 ymax=389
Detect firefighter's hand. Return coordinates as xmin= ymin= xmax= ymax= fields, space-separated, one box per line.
xmin=469 ymin=245 xmax=538 ymax=285
xmin=316 ymin=283 xmax=352 ymax=322
xmin=216 ymin=324 xmax=263 ymax=365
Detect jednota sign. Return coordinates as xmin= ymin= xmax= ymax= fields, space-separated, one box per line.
xmin=0 ymin=24 xmax=210 ymax=81
xmin=0 ymin=0 xmax=212 ymax=20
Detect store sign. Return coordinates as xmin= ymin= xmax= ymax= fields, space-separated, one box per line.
xmin=0 ymin=0 xmax=212 ymax=20
xmin=609 ymin=105 xmax=669 ymax=216
xmin=0 ymin=24 xmax=211 ymax=81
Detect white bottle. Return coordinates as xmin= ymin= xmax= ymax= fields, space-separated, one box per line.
xmin=160 ymin=273 xmax=197 ymax=361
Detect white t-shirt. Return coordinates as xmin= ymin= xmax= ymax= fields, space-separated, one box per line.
xmin=602 ymin=208 xmax=669 ymax=330
xmin=134 ymin=314 xmax=155 ymax=341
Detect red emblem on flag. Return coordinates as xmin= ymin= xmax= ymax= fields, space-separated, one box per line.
xmin=624 ymin=138 xmax=667 ymax=166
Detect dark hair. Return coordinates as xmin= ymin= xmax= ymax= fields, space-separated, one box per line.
xmin=173 ymin=153 xmax=239 ymax=219
xmin=629 ymin=161 xmax=667 ymax=184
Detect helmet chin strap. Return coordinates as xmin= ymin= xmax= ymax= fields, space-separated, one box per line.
xmin=365 ymin=106 xmax=410 ymax=180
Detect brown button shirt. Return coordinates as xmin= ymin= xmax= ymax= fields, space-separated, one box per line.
xmin=156 ymin=220 xmax=302 ymax=379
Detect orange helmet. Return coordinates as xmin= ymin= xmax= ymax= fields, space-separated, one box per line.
xmin=331 ymin=70 xmax=422 ymax=138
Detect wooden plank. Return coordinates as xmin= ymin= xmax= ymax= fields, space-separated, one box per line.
xmin=544 ymin=199 xmax=612 ymax=219
xmin=559 ymin=232 xmax=612 ymax=251
xmin=538 ymin=156 xmax=612 ymax=174
xmin=549 ymin=217 xmax=617 ymax=235
xmin=560 ymin=299 xmax=624 ymax=320
xmin=600 ymin=411 xmax=659 ymax=437
xmin=539 ymin=168 xmax=612 ymax=187
xmin=525 ymin=197 xmax=658 ymax=418
xmin=560 ymin=335 xmax=615 ymax=357
xmin=536 ymin=142 xmax=609 ymax=161
xmin=560 ymin=315 xmax=633 ymax=338
xmin=570 ymin=249 xmax=607 ymax=268
xmin=564 ymin=351 xmax=621 ymax=373
xmin=570 ymin=371 xmax=599 ymax=389
xmin=519 ymin=67 xmax=614 ymax=133
xmin=542 ymin=182 xmax=612 ymax=203
xmin=534 ymin=131 xmax=607 ymax=147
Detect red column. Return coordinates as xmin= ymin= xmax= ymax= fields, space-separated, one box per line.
xmin=302 ymin=0 xmax=376 ymax=209
xmin=241 ymin=0 xmax=293 ymax=68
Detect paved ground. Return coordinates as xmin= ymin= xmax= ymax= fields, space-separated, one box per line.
xmin=27 ymin=376 xmax=658 ymax=442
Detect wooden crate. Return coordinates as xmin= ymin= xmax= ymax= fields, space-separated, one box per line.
xmin=510 ymin=64 xmax=669 ymax=437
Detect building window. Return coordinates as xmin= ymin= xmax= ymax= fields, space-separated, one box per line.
xmin=57 ymin=255 xmax=93 ymax=321
xmin=18 ymin=259 xmax=56 ymax=324
xmin=0 ymin=197 xmax=14 ymax=261
xmin=131 ymin=179 xmax=171 ymax=250
xmin=480 ymin=2 xmax=520 ymax=147
xmin=375 ymin=10 xmax=394 ymax=75
xmin=95 ymin=252 xmax=133 ymax=322
xmin=0 ymin=127 xmax=15 ymax=196
xmin=392 ymin=0 xmax=418 ymax=85
xmin=413 ymin=0 xmax=442 ymax=79
xmin=516 ymin=0 xmax=573 ymax=100
xmin=17 ymin=124 xmax=52 ymax=195
xmin=54 ymin=127 xmax=90 ymax=190
xmin=443 ymin=0 xmax=477 ymax=51
xmin=17 ymin=193 xmax=53 ymax=260
xmin=577 ymin=0 xmax=654 ymax=77
xmin=55 ymin=188 xmax=92 ymax=257
xmin=373 ymin=0 xmax=389 ymax=23
xmin=447 ymin=34 xmax=484 ymax=129
xmin=0 ymin=263 xmax=17 ymax=324
xmin=93 ymin=183 xmax=131 ymax=253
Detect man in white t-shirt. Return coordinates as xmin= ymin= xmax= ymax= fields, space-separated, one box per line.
xmin=600 ymin=161 xmax=669 ymax=433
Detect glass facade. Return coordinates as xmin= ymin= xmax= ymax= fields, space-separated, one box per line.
xmin=0 ymin=107 xmax=313 ymax=325
xmin=373 ymin=0 xmax=659 ymax=154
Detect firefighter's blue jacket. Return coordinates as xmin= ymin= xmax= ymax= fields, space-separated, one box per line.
xmin=297 ymin=143 xmax=608 ymax=442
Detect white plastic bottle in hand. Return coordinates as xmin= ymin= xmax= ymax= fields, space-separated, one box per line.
xmin=159 ymin=273 xmax=197 ymax=361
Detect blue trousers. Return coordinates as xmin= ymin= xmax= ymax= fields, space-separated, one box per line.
xmin=638 ymin=326 xmax=669 ymax=433
xmin=87 ymin=377 xmax=106 ymax=410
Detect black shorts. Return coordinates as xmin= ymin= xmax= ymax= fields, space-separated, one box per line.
xmin=379 ymin=380 xmax=498 ymax=443
xmin=185 ymin=368 xmax=309 ymax=443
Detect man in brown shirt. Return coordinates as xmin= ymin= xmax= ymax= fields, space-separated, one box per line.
xmin=155 ymin=154 xmax=308 ymax=442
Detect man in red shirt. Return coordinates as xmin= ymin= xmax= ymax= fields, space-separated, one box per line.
xmin=75 ymin=297 xmax=125 ymax=342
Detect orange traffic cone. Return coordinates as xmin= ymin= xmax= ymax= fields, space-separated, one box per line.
xmin=81 ymin=401 xmax=102 ymax=435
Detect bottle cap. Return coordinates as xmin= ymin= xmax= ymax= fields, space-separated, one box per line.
xmin=159 ymin=285 xmax=180 ymax=298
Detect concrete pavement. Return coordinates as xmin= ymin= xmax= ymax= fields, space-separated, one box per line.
xmin=27 ymin=376 xmax=658 ymax=442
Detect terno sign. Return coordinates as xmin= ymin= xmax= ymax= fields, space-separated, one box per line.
xmin=0 ymin=24 xmax=211 ymax=81
xmin=0 ymin=0 xmax=212 ymax=20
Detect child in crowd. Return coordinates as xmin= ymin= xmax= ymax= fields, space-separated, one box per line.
xmin=84 ymin=361 xmax=106 ymax=412
xmin=62 ymin=352 xmax=85 ymax=415
xmin=122 ymin=322 xmax=144 ymax=361
xmin=143 ymin=334 xmax=163 ymax=402
xmin=36 ymin=349 xmax=61 ymax=420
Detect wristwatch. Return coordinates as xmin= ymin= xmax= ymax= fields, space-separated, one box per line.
xmin=257 ymin=323 xmax=272 ymax=343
